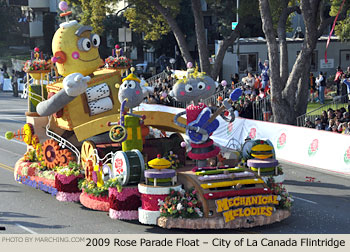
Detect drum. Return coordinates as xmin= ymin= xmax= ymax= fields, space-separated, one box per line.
xmin=112 ymin=149 xmax=145 ymax=185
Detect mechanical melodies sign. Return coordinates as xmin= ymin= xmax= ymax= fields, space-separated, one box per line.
xmin=215 ymin=195 xmax=279 ymax=223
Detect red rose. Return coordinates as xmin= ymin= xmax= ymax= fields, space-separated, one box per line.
xmin=310 ymin=139 xmax=318 ymax=152
xmin=279 ymin=133 xmax=286 ymax=145
xmin=346 ymin=147 xmax=350 ymax=159
xmin=249 ymin=128 xmax=256 ymax=139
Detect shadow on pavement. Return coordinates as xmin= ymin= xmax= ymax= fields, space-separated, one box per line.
xmin=284 ymin=179 xmax=350 ymax=190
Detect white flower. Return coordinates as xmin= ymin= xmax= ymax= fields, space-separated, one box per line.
xmin=195 ymin=208 xmax=203 ymax=217
xmin=179 ymin=188 xmax=185 ymax=195
xmin=277 ymin=195 xmax=281 ymax=201
xmin=176 ymin=203 xmax=183 ymax=211
xmin=158 ymin=199 xmax=165 ymax=206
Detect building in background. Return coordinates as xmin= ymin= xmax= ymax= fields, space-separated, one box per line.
xmin=218 ymin=36 xmax=350 ymax=82
xmin=8 ymin=0 xmax=59 ymax=50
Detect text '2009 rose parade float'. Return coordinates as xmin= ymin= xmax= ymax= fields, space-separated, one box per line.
xmin=5 ymin=1 xmax=292 ymax=230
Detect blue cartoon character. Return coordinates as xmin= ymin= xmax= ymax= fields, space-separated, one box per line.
xmin=170 ymin=63 xmax=242 ymax=167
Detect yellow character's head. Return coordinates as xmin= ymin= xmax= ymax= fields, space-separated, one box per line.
xmin=52 ymin=21 xmax=102 ymax=77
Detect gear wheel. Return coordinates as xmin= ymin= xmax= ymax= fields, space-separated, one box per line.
xmin=42 ymin=139 xmax=60 ymax=169
xmin=57 ymin=149 xmax=75 ymax=167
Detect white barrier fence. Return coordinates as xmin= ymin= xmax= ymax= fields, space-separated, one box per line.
xmin=2 ymin=78 xmax=25 ymax=91
xmin=138 ymin=103 xmax=350 ymax=175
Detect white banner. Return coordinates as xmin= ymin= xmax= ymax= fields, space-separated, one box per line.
xmin=138 ymin=103 xmax=350 ymax=175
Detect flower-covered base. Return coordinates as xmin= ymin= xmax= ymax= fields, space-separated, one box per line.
xmin=80 ymin=192 xmax=109 ymax=211
xmin=14 ymin=159 xmax=55 ymax=188
xmin=56 ymin=191 xmax=81 ymax=202
xmin=109 ymin=208 xmax=139 ymax=220
xmin=55 ymin=173 xmax=83 ymax=193
xmin=109 ymin=187 xmax=141 ymax=212
xmin=157 ymin=209 xmax=291 ymax=229
xmin=138 ymin=207 xmax=160 ymax=225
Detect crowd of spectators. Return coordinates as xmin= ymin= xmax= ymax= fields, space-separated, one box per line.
xmin=143 ymin=66 xmax=178 ymax=106
xmin=304 ymin=107 xmax=350 ymax=134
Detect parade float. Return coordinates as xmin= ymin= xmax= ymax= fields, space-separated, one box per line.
xmin=6 ymin=1 xmax=292 ymax=230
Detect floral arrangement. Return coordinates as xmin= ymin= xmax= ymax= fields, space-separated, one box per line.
xmin=23 ymin=146 xmax=44 ymax=165
xmin=79 ymin=180 xmax=109 ymax=197
xmin=23 ymin=59 xmax=50 ymax=72
xmin=23 ymin=149 xmax=38 ymax=162
xmin=159 ymin=188 xmax=203 ymax=219
xmin=104 ymin=176 xmax=123 ymax=192
xmin=56 ymin=161 xmax=82 ymax=177
xmin=36 ymin=169 xmax=56 ymax=180
xmin=105 ymin=56 xmax=131 ymax=68
xmin=78 ymin=176 xmax=123 ymax=197
xmin=266 ymin=177 xmax=293 ymax=210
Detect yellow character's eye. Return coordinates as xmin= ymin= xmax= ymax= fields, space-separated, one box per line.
xmin=91 ymin=34 xmax=100 ymax=47
xmin=78 ymin=38 xmax=92 ymax=51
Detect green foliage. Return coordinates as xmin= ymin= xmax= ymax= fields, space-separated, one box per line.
xmin=78 ymin=176 xmax=123 ymax=197
xmin=104 ymin=176 xmax=123 ymax=192
xmin=124 ymin=0 xmax=179 ymax=41
xmin=330 ymin=0 xmax=350 ymax=41
xmin=66 ymin=0 xmax=107 ymax=35
xmin=5 ymin=131 xmax=14 ymax=140
xmin=57 ymin=161 xmax=82 ymax=177
xmin=78 ymin=179 xmax=109 ymax=197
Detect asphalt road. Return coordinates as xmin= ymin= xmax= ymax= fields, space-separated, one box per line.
xmin=0 ymin=92 xmax=349 ymax=234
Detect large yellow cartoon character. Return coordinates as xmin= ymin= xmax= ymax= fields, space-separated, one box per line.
xmin=36 ymin=9 xmax=125 ymax=142
xmin=52 ymin=20 xmax=102 ymax=77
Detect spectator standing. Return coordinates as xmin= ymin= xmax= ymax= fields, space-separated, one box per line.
xmin=158 ymin=54 xmax=167 ymax=72
xmin=343 ymin=76 xmax=350 ymax=103
xmin=316 ymin=72 xmax=326 ymax=104
xmin=11 ymin=70 xmax=18 ymax=97
xmin=242 ymin=72 xmax=255 ymax=88
xmin=231 ymin=73 xmax=239 ymax=87
xmin=253 ymin=74 xmax=261 ymax=95
xmin=258 ymin=88 xmax=265 ymax=99
xmin=309 ymin=72 xmax=316 ymax=102
xmin=258 ymin=59 xmax=269 ymax=89
xmin=334 ymin=66 xmax=343 ymax=96
xmin=0 ymin=68 xmax=4 ymax=91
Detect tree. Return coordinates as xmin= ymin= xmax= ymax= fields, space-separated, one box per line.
xmin=125 ymin=0 xmax=264 ymax=79
xmin=67 ymin=0 xmax=108 ymax=35
xmin=259 ymin=0 xmax=350 ymax=125
xmin=332 ymin=0 xmax=350 ymax=41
